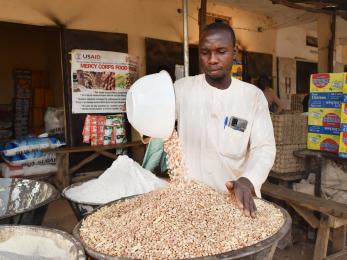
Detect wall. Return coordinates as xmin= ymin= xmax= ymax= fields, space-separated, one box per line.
xmin=43 ymin=0 xmax=275 ymax=76
xmin=276 ymin=24 xmax=318 ymax=62
xmin=278 ymin=57 xmax=297 ymax=109
xmin=0 ymin=25 xmax=63 ymax=106
xmin=0 ymin=0 xmax=296 ymax=109
xmin=339 ymin=45 xmax=347 ymax=66
xmin=0 ymin=0 xmax=277 ymax=77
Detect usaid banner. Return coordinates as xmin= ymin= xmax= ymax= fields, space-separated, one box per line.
xmin=71 ymin=49 xmax=138 ymax=114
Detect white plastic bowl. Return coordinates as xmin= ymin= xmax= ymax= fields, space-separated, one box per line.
xmin=126 ymin=70 xmax=175 ymax=140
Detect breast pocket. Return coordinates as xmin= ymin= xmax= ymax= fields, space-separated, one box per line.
xmin=218 ymin=128 xmax=249 ymax=158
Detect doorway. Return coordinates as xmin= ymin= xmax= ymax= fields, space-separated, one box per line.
xmin=296 ymin=61 xmax=318 ymax=94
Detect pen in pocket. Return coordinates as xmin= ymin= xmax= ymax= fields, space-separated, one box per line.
xmin=224 ymin=116 xmax=228 ymax=129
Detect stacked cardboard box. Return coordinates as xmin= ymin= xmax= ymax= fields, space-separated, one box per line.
xmin=307 ymin=73 xmax=345 ymax=153
xmin=339 ymin=74 xmax=347 ymax=157
xmin=13 ymin=69 xmax=32 ymax=138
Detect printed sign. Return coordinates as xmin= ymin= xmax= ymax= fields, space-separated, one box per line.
xmin=71 ymin=49 xmax=138 ymax=114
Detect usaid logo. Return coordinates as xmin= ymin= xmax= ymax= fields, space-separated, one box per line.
xmin=74 ymin=53 xmax=82 ymax=60
xmin=74 ymin=52 xmax=101 ymax=60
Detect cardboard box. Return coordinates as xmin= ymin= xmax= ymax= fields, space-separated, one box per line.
xmin=309 ymin=92 xmax=342 ymax=108
xmin=310 ymin=73 xmax=344 ymax=93
xmin=308 ymin=125 xmax=340 ymax=135
xmin=308 ymin=107 xmax=341 ymax=128
xmin=307 ymin=132 xmax=339 ymax=153
xmin=339 ymin=131 xmax=347 ymax=158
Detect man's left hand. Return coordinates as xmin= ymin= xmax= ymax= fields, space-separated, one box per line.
xmin=225 ymin=177 xmax=257 ymax=218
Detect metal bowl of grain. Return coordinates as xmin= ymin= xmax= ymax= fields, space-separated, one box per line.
xmin=72 ymin=190 xmax=291 ymax=260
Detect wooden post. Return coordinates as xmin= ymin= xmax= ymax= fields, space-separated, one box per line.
xmin=314 ymin=215 xmax=331 ymax=260
xmin=328 ymin=12 xmax=336 ymax=73
xmin=198 ymin=0 xmax=207 ymax=74
xmin=331 ymin=225 xmax=346 ymax=254
xmin=199 ymin=0 xmax=207 ymax=38
xmin=317 ymin=14 xmax=331 ymax=73
xmin=55 ymin=153 xmax=69 ymax=190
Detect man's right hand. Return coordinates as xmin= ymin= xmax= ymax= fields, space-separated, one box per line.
xmin=225 ymin=177 xmax=257 ymax=218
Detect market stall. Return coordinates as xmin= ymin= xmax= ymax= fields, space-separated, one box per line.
xmin=0 ymin=0 xmax=347 ymax=259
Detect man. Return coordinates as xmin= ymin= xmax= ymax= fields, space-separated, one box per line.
xmin=257 ymin=75 xmax=285 ymax=113
xmin=174 ymin=22 xmax=276 ymax=218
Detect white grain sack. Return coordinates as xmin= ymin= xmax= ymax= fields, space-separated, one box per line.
xmin=64 ymin=155 xmax=167 ymax=204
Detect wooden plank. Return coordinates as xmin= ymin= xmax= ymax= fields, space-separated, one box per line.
xmin=331 ymin=226 xmax=346 ymax=254
xmin=289 ymin=202 xmax=320 ymax=229
xmin=314 ymin=215 xmax=330 ymax=260
xmin=96 ymin=150 xmax=118 ymax=160
xmin=269 ymin=171 xmax=308 ymax=182
xmin=261 ymin=182 xmax=347 ymax=218
xmin=325 ymin=249 xmax=347 ymax=260
xmin=53 ymin=141 xmax=144 ymax=154
xmin=329 ymin=216 xmax=347 ymax=229
xmin=55 ymin=153 xmax=69 ymax=190
xmin=68 ymin=153 xmax=100 ymax=175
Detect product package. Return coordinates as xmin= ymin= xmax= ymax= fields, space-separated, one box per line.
xmin=308 ymin=73 xmax=345 ymax=153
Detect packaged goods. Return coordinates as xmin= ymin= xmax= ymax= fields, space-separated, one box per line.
xmin=90 ymin=116 xmax=106 ymax=146
xmin=1 ymin=137 xmax=65 ymax=156
xmin=308 ymin=125 xmax=340 ymax=135
xmin=310 ymin=73 xmax=344 ymax=93
xmin=308 ymin=107 xmax=341 ymax=129
xmin=82 ymin=114 xmax=127 ymax=147
xmin=44 ymin=107 xmax=65 ymax=135
xmin=309 ymin=92 xmax=342 ymax=108
xmin=341 ymin=103 xmax=347 ymax=124
xmin=1 ymin=150 xmax=56 ymax=166
xmin=342 ymin=73 xmax=347 ymax=102
xmin=307 ymin=132 xmax=339 ymax=153
xmin=339 ymin=132 xmax=347 ymax=158
xmin=338 ymin=74 xmax=347 ymax=157
xmin=82 ymin=115 xmax=91 ymax=143
xmin=1 ymin=162 xmax=57 ymax=177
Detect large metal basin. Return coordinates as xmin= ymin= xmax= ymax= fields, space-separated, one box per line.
xmin=0 ymin=225 xmax=85 ymax=259
xmin=0 ymin=178 xmax=59 ymax=224
xmin=73 ymin=197 xmax=291 ymax=260
xmin=62 ymin=181 xmax=102 ymax=221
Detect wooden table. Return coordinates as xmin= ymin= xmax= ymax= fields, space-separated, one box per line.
xmin=262 ymin=183 xmax=347 ymax=260
xmin=263 ymin=149 xmax=347 ymax=260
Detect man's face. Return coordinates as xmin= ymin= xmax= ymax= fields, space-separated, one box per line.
xmin=199 ymin=29 xmax=234 ymax=81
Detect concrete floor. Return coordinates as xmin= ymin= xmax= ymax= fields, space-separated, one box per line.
xmin=42 ymin=198 xmax=315 ymax=260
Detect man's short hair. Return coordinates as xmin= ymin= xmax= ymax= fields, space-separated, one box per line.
xmin=201 ymin=22 xmax=236 ymax=47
